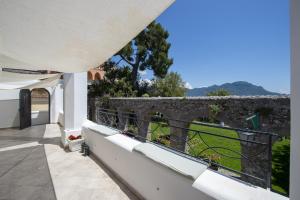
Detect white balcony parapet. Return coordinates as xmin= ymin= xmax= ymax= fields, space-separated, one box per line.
xmin=83 ymin=120 xmax=120 ymax=136
xmin=133 ymin=143 xmax=207 ymax=181
xmin=106 ymin=134 xmax=142 ymax=152
xmin=82 ymin=120 xmax=289 ymax=200
xmin=193 ymin=170 xmax=287 ymax=200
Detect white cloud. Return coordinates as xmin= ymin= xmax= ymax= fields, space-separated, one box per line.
xmin=278 ymin=88 xmax=290 ymax=94
xmin=139 ymin=78 xmax=153 ymax=86
xmin=185 ymin=82 xmax=193 ymax=89
xmin=139 ymin=70 xmax=147 ymax=76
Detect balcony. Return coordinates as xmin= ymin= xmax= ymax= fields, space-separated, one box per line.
xmin=0 ymin=119 xmax=289 ymax=200
xmin=0 ymin=0 xmax=298 ymax=198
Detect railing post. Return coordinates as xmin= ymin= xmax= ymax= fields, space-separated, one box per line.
xmin=238 ymin=131 xmax=273 ymax=188
xmin=88 ymin=97 xmax=97 ymax=122
xmin=136 ymin=111 xmax=150 ymax=141
xmin=95 ymin=101 xmax=99 ymax=124
xmin=117 ymin=108 xmax=127 ymax=131
xmin=266 ymin=134 xmax=273 ymax=189
xmin=169 ymin=120 xmax=189 ymax=152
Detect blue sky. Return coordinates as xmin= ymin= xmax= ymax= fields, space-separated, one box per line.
xmin=143 ymin=0 xmax=290 ymax=93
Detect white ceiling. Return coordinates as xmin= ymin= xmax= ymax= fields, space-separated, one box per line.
xmin=0 ymin=0 xmax=174 ymax=72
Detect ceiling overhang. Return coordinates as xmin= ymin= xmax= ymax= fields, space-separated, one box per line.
xmin=0 ymin=0 xmax=174 ymax=73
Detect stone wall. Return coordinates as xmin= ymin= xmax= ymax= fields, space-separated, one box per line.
xmin=106 ymin=96 xmax=290 ymax=136
xmin=88 ymin=95 xmax=290 ymax=187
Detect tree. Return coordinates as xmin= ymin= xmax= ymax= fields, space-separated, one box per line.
xmin=207 ymin=89 xmax=230 ymax=96
xmin=114 ymin=21 xmax=173 ymax=90
xmin=88 ymin=61 xmax=137 ymax=97
xmin=150 ymin=72 xmax=187 ymax=97
xmin=272 ymin=139 xmax=290 ymax=195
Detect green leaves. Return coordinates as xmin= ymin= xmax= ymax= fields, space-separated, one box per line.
xmin=88 ymin=61 xmax=137 ymax=97
xmin=115 ymin=21 xmax=173 ymax=89
xmin=90 ymin=21 xmax=173 ymax=97
xmin=150 ymin=72 xmax=186 ymax=97
xmin=272 ymin=139 xmax=290 ymax=195
xmin=207 ymin=89 xmax=231 ymax=96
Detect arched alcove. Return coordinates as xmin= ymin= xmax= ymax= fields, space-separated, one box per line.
xmin=31 ymin=88 xmax=50 ymax=125
xmin=88 ymin=71 xmax=93 ymax=80
xmin=94 ymin=72 xmax=102 ymax=81
xmin=116 ymin=109 xmax=139 ymax=135
xmin=186 ymin=115 xmax=242 ymax=173
xmin=147 ymin=111 xmax=171 ymax=145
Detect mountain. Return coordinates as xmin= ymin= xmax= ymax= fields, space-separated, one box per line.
xmin=187 ymin=81 xmax=281 ymax=96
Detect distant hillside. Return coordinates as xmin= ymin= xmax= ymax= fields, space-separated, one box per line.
xmin=187 ymin=81 xmax=281 ymax=96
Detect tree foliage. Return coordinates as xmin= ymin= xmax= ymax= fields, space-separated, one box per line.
xmin=149 ymin=72 xmax=186 ymax=97
xmin=88 ymin=62 xmax=137 ymax=97
xmin=207 ymin=89 xmax=230 ymax=96
xmin=90 ymin=21 xmax=174 ymax=97
xmin=114 ymin=21 xmax=173 ymax=90
xmin=272 ymin=139 xmax=290 ymax=195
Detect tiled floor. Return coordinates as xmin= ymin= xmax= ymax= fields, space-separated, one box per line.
xmin=0 ymin=124 xmax=140 ymax=200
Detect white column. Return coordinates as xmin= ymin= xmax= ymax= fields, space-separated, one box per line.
xmin=50 ymin=84 xmax=64 ymax=124
xmin=62 ymin=72 xmax=87 ymax=146
xmin=290 ymin=0 xmax=300 ymax=199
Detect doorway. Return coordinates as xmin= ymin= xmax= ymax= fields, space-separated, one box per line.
xmin=31 ymin=88 xmax=50 ymax=126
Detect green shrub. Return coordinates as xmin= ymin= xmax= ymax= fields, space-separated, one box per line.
xmin=272 ymin=139 xmax=290 ymax=195
xmin=207 ymin=89 xmax=230 ymax=96
xmin=142 ymin=93 xmax=150 ymax=97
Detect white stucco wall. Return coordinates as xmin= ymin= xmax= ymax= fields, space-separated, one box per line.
xmin=58 ymin=111 xmax=64 ymax=127
xmin=0 ymin=83 xmax=63 ymax=129
xmin=290 ymin=0 xmax=300 ymax=199
xmin=0 ymin=89 xmax=20 ymax=100
xmin=31 ymin=110 xmax=49 ymax=126
xmin=0 ymin=90 xmax=20 ymax=128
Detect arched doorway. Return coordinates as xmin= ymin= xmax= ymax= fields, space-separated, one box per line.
xmin=94 ymin=72 xmax=102 ymax=81
xmin=87 ymin=71 xmax=93 ymax=80
xmin=31 ymin=88 xmax=50 ymax=125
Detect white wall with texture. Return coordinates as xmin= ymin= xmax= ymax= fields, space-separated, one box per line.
xmin=0 ymin=90 xmax=20 ymax=128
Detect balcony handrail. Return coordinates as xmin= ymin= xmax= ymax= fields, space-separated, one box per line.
xmin=95 ymin=108 xmax=277 ymax=189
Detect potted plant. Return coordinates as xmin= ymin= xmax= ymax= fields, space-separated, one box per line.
xmin=205 ymin=153 xmax=221 ymax=171
xmin=68 ymin=135 xmax=84 ymax=152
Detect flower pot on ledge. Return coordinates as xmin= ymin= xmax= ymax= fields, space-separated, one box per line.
xmin=68 ymin=135 xmax=84 ymax=152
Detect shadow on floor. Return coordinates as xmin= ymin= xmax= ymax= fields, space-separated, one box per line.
xmin=0 ymin=125 xmax=59 ymax=200
xmin=0 ymin=146 xmax=56 ymax=200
